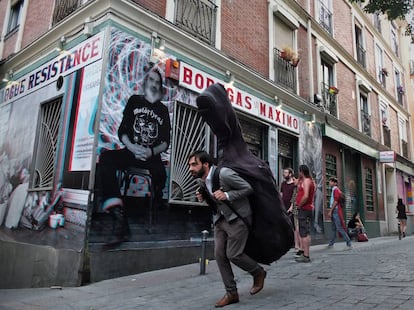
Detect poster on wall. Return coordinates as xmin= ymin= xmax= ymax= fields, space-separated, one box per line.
xmin=69 ymin=60 xmax=102 ymax=171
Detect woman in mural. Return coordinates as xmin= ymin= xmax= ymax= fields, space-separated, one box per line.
xmin=97 ymin=68 xmax=171 ymax=244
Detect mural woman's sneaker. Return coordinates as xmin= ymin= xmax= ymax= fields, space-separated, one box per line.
xmin=105 ymin=206 xmax=129 ymax=245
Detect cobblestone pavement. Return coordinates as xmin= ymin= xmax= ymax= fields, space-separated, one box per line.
xmin=1 ymin=236 xmax=413 ymax=310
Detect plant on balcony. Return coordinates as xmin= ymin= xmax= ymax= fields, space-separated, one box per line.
xmin=280 ymin=46 xmax=300 ymax=66
xmin=328 ymin=86 xmax=339 ymax=95
xmin=397 ymin=85 xmax=405 ymax=95
xmin=381 ymin=67 xmax=389 ymax=76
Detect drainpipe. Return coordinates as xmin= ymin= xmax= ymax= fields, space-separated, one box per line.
xmin=307 ymin=18 xmax=314 ymax=102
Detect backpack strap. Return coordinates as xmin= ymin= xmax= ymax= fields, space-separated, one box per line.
xmin=213 ymin=166 xmax=251 ymax=230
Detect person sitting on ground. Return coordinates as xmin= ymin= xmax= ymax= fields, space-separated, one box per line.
xmin=347 ymin=212 xmax=364 ymax=240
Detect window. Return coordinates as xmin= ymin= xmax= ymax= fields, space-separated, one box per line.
xmin=52 ymin=0 xmax=81 ymax=25
xmin=391 ymin=24 xmax=399 ymax=57
xmin=273 ymin=14 xmax=297 ymax=92
xmin=395 ymin=70 xmax=404 ymax=105
xmin=365 ymin=168 xmax=374 ymax=212
xmin=360 ymin=92 xmax=370 ymax=136
xmin=325 ymin=153 xmax=337 ymax=208
xmin=175 ymin=0 xmax=217 ymax=45
xmin=376 ymin=45 xmax=386 ymax=88
xmin=31 ymin=98 xmax=63 ymax=190
xmin=320 ymin=58 xmax=337 ymax=116
xmin=319 ymin=0 xmax=333 ymax=34
xmin=380 ymin=103 xmax=391 ymax=147
xmin=355 ymin=25 xmax=366 ymax=67
xmin=7 ymin=0 xmax=24 ymax=33
xmin=373 ymin=12 xmax=381 ymax=33
xmin=399 ymin=117 xmax=408 ymax=158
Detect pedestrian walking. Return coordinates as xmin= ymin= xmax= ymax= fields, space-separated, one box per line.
xmin=327 ymin=177 xmax=352 ymax=250
xmin=396 ymin=198 xmax=408 ymax=238
xmin=287 ymin=173 xmax=302 ymax=257
xmin=188 ymin=150 xmax=266 ymax=308
xmin=295 ymin=164 xmax=315 ymax=263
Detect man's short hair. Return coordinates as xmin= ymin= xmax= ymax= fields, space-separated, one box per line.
xmin=284 ymin=168 xmax=294 ymax=175
xmin=329 ymin=176 xmax=338 ymax=183
xmin=188 ymin=150 xmax=214 ymax=167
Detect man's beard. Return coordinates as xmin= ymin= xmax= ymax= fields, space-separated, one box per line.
xmin=192 ymin=166 xmax=206 ymax=179
xmin=145 ymin=87 xmax=162 ymax=103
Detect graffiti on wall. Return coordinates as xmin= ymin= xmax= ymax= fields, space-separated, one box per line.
xmin=299 ymin=120 xmax=324 ymax=234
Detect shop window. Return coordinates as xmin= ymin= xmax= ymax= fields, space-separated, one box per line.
xmin=30 ymin=98 xmax=63 ymax=190
xmin=169 ymin=102 xmax=208 ymax=202
xmin=7 ymin=0 xmax=24 ymax=34
xmin=325 ymin=153 xmax=337 ymax=208
xmin=365 ymin=168 xmax=374 ymax=212
xmin=239 ymin=117 xmax=265 ymax=158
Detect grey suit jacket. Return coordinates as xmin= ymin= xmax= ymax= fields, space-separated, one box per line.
xmin=208 ymin=166 xmax=253 ymax=224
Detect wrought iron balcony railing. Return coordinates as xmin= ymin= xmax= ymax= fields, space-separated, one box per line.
xmin=319 ymin=1 xmax=333 ymax=35
xmin=52 ymin=0 xmax=82 ymax=25
xmin=175 ymin=0 xmax=217 ymax=45
xmin=356 ymin=44 xmax=366 ymax=68
xmin=317 ymin=83 xmax=338 ymax=116
xmin=378 ymin=71 xmax=387 ymax=88
xmin=361 ymin=109 xmax=371 ymax=137
xmin=273 ymin=48 xmax=297 ymax=92
xmin=402 ymin=140 xmax=408 ymax=158
xmin=383 ymin=126 xmax=391 ymax=148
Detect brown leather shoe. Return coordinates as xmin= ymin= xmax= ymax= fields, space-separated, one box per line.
xmin=250 ymin=269 xmax=266 ymax=295
xmin=214 ymin=292 xmax=239 ymax=307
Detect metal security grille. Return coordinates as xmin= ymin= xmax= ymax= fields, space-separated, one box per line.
xmin=31 ymin=98 xmax=62 ymax=190
xmin=169 ymin=102 xmax=208 ymax=203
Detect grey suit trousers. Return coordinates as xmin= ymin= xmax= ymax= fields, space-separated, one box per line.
xmin=214 ymin=216 xmax=261 ymax=292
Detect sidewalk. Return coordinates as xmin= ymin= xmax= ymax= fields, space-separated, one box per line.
xmin=1 ymin=235 xmax=413 ymax=310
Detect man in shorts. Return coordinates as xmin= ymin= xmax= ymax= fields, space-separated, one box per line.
xmin=295 ymin=164 xmax=315 ymax=263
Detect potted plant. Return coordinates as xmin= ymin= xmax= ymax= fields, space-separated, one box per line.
xmin=397 ymin=85 xmax=405 ymax=95
xmin=328 ymin=86 xmax=339 ymax=95
xmin=381 ymin=68 xmax=389 ymax=76
xmin=281 ymin=46 xmax=296 ymax=61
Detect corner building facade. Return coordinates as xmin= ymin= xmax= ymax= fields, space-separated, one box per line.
xmin=0 ymin=0 xmax=412 ymax=287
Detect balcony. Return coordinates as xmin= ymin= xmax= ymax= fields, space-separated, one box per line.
xmin=316 ymin=84 xmax=338 ymax=116
xmin=361 ymin=110 xmax=371 ymax=137
xmin=319 ymin=1 xmax=333 ymax=35
xmin=356 ymin=44 xmax=366 ymax=68
xmin=402 ymin=140 xmax=408 ymax=158
xmin=379 ymin=71 xmax=387 ymax=88
xmin=52 ymin=0 xmax=82 ymax=25
xmin=175 ymin=0 xmax=217 ymax=45
xmin=383 ymin=126 xmax=391 ymax=148
xmin=273 ymin=48 xmax=297 ymax=92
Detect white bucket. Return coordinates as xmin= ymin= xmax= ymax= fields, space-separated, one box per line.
xmin=49 ymin=214 xmax=60 ymax=229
